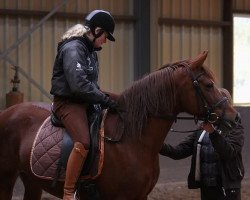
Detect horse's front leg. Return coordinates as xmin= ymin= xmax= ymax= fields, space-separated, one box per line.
xmin=0 ymin=172 xmax=18 ymax=200
xmin=138 ymin=196 xmax=148 ymax=200
xmin=20 ymin=173 xmax=42 ymax=200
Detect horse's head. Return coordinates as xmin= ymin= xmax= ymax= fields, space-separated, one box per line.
xmin=175 ymin=51 xmax=239 ymax=126
xmin=117 ymin=52 xmax=239 ymax=137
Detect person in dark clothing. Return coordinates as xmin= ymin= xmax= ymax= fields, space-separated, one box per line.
xmin=50 ymin=10 xmax=118 ymax=200
xmin=160 ymin=88 xmax=244 ymax=200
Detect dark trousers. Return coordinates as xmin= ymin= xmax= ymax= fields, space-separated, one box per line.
xmin=201 ymin=186 xmax=241 ymax=200
xmin=53 ymin=97 xmax=90 ymax=150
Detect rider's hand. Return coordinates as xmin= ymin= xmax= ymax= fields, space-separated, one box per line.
xmin=102 ymin=98 xmax=119 ymax=112
xmin=107 ymin=99 xmax=119 ymax=113
xmin=102 ymin=95 xmax=125 ymax=114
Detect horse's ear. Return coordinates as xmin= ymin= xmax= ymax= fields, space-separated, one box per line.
xmin=188 ymin=51 xmax=208 ymax=68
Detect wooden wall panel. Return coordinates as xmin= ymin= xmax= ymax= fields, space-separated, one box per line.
xmin=234 ymin=0 xmax=250 ymax=10
xmin=17 ymin=18 xmax=31 ymax=101
xmin=152 ymin=0 xmax=223 ymax=88
xmin=181 ymin=27 xmax=191 ymax=59
xmin=234 ymin=0 xmax=243 ymax=8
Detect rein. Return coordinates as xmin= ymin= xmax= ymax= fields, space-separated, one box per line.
xmin=170 ymin=128 xmax=202 ymax=133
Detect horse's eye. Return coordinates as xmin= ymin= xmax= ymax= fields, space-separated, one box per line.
xmin=206 ymin=82 xmax=214 ymax=89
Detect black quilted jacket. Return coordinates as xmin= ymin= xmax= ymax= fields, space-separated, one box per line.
xmin=160 ymin=124 xmax=244 ymax=189
xmin=50 ymin=36 xmax=108 ymax=105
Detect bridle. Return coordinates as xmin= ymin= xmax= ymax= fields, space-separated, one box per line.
xmin=184 ymin=63 xmax=229 ymax=124
xmin=152 ymin=62 xmax=232 ymax=127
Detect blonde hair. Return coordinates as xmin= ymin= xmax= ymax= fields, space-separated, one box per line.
xmin=61 ymin=24 xmax=89 ymax=41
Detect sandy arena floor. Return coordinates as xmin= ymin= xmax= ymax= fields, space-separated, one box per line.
xmin=12 ymin=178 xmax=250 ymax=200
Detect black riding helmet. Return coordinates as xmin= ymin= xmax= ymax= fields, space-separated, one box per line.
xmin=85 ymin=10 xmax=115 ymax=42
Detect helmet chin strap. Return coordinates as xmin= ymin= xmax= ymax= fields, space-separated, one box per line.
xmin=85 ymin=27 xmax=104 ymax=50
xmin=92 ymin=28 xmax=104 ymax=43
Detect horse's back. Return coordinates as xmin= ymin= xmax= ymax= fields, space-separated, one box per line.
xmin=1 ymin=101 xmax=50 ymax=118
xmin=0 ymin=102 xmax=50 ymax=133
xmin=0 ymin=102 xmax=51 ymax=170
xmin=0 ymin=103 xmax=50 ymax=200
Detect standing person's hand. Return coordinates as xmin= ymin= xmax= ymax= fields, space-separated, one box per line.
xmin=200 ymin=122 xmax=215 ymax=133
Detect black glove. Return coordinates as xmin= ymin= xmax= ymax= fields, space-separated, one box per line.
xmin=102 ymin=96 xmax=125 ymax=114
xmin=102 ymin=97 xmax=118 ymax=110
xmin=107 ymin=99 xmax=118 ymax=110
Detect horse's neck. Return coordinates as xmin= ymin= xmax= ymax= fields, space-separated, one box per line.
xmin=105 ymin=115 xmax=173 ymax=154
xmin=136 ymin=118 xmax=174 ymax=154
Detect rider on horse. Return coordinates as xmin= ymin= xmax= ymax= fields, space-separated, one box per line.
xmin=50 ymin=10 xmax=118 ymax=200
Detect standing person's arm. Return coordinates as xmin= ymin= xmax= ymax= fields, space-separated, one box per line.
xmin=159 ymin=133 xmax=196 ymax=160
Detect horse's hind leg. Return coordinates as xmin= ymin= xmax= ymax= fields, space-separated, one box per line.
xmin=0 ymin=172 xmax=18 ymax=200
xmin=20 ymin=173 xmax=42 ymax=200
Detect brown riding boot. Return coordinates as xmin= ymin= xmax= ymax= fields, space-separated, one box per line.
xmin=63 ymin=142 xmax=88 ymax=200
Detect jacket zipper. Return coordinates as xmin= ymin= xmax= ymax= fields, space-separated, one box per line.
xmin=222 ymin=187 xmax=226 ymax=197
xmin=238 ymin=167 xmax=243 ymax=177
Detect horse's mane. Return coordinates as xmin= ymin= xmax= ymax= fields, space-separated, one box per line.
xmin=118 ymin=62 xmax=177 ymax=138
xmin=117 ymin=59 xmax=215 ymax=138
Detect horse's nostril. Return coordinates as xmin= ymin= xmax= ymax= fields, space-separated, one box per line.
xmin=235 ymin=112 xmax=241 ymax=124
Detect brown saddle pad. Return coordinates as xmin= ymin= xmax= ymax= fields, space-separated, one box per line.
xmin=30 ymin=115 xmax=105 ymax=181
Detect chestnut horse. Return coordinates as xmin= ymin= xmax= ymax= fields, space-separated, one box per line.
xmin=0 ymin=51 xmax=239 ymax=200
